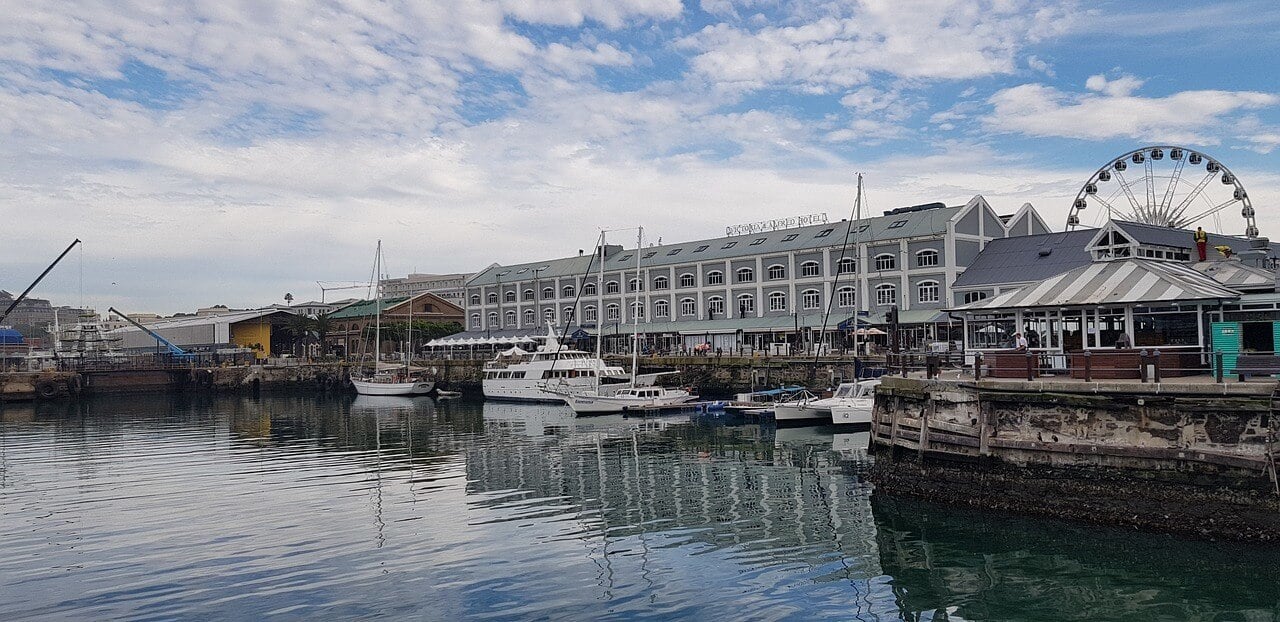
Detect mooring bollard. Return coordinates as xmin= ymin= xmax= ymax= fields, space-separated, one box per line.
xmin=1215 ymin=350 xmax=1224 ymax=383
xmin=1152 ymin=349 xmax=1162 ymax=383
xmin=1083 ymin=350 xmax=1092 ymax=382
xmin=1025 ymin=351 xmax=1035 ymax=381
xmin=974 ymin=352 xmax=984 ymax=380
xmin=1139 ymin=349 xmax=1149 ymax=383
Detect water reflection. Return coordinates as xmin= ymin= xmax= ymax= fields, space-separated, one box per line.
xmin=0 ymin=394 xmax=1277 ymax=621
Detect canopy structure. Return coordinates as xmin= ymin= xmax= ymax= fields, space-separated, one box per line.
xmin=951 ymin=258 xmax=1241 ymax=312
xmin=426 ymin=330 xmax=538 ymax=347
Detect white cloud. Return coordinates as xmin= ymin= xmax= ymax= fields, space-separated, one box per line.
xmin=683 ymin=0 xmax=1075 ymax=92
xmin=1026 ymin=55 xmax=1054 ymax=77
xmin=1084 ymin=73 xmax=1143 ymax=97
xmin=499 ymin=0 xmax=682 ymax=28
xmin=985 ymin=81 xmax=1279 ymax=143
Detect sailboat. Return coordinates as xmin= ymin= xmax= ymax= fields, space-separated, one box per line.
xmin=775 ymin=174 xmax=876 ymax=424
xmin=352 ymin=241 xmax=435 ymax=396
xmin=552 ymin=227 xmax=696 ymax=415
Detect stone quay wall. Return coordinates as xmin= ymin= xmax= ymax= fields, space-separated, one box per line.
xmin=868 ymin=376 xmax=1280 ymax=541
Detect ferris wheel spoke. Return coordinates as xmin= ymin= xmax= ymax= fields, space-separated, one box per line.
xmin=1172 ymin=198 xmax=1240 ymax=229
xmin=1110 ymin=169 xmax=1146 ymax=222
xmin=1157 ymin=156 xmax=1187 ymax=223
xmin=1144 ymin=157 xmax=1157 ymax=221
xmin=1167 ymin=169 xmax=1218 ymax=225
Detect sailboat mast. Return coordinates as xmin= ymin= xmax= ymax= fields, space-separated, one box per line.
xmin=852 ymin=174 xmax=862 ymax=362
xmin=630 ymin=227 xmax=642 ymax=386
xmin=595 ymin=230 xmax=605 ymax=389
xmin=374 ymin=240 xmax=382 ymax=371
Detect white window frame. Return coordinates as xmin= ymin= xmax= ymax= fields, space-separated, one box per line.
xmin=736 ymin=267 xmax=754 ymax=283
xmin=562 ymin=285 xmax=576 ymax=298
xmin=606 ymin=304 xmax=620 ymax=321
xmin=801 ymin=289 xmax=820 ymax=310
xmin=767 ymin=264 xmax=786 ymax=280
xmin=837 ymin=286 xmax=856 ymax=308
xmin=875 ymin=254 xmax=896 ymax=271
xmin=606 ymin=281 xmax=620 ymax=294
xmin=708 ymin=296 xmax=725 ymax=316
xmin=876 ymin=284 xmax=897 ymax=306
xmin=916 ymin=249 xmax=939 ymax=268
xmin=917 ymin=281 xmax=940 ymax=303
xmin=837 ymin=257 xmax=856 ymax=274
xmin=768 ymin=292 xmax=787 ymax=312
xmin=542 ymin=287 xmax=554 ymax=299
xmin=584 ymin=305 xmax=598 ymax=322
xmin=737 ymin=294 xmax=755 ymax=315
xmin=504 ymin=291 xmax=516 ymax=303
xmin=654 ymin=275 xmax=669 ymax=290
xmin=800 ymin=261 xmax=820 ymax=278
xmin=707 ymin=271 xmax=724 ymax=285
xmin=655 ymin=300 xmax=670 ymax=318
xmin=679 ymin=273 xmax=695 ymax=288
xmin=680 ymin=298 xmax=696 ymax=317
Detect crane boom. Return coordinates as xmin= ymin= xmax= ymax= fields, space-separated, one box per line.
xmin=1 ymin=239 xmax=81 ymax=326
xmin=109 ymin=306 xmax=189 ymax=356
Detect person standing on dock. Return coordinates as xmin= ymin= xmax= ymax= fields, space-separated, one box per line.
xmin=1194 ymin=226 xmax=1208 ymax=261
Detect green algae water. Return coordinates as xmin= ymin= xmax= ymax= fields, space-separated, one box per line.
xmin=1 ymin=393 xmax=1277 ymax=620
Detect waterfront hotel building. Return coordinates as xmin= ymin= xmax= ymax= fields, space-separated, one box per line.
xmin=461 ymin=197 xmax=1050 ymax=353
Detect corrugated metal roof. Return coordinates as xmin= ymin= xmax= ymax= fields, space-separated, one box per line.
xmin=951 ymin=258 xmax=1241 ymax=311
xmin=1111 ymin=221 xmax=1280 ymax=256
xmin=468 ymin=203 xmax=966 ymax=287
xmin=952 ymin=229 xmax=1098 ymax=289
xmin=1191 ymin=260 xmax=1275 ymax=290
xmin=108 ymin=308 xmax=291 ymax=335
xmin=326 ymin=297 xmax=411 ymax=320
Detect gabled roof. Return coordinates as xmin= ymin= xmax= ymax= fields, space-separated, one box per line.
xmin=1108 ymin=221 xmax=1280 ymax=256
xmin=108 ymin=308 xmax=295 ymax=334
xmin=951 ymin=258 xmax=1240 ymax=311
xmin=951 ymin=229 xmax=1098 ymax=289
xmin=326 ymin=297 xmax=411 ymax=320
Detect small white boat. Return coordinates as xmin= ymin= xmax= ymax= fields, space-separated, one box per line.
xmin=772 ymin=390 xmax=830 ymax=424
xmin=830 ymin=379 xmax=879 ymax=426
xmin=560 ymin=385 xmax=697 ymax=415
xmin=352 ymin=370 xmax=434 ymax=396
xmin=436 ymin=389 xmax=462 ymax=398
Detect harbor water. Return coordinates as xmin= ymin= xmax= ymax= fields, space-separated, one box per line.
xmin=1 ymin=394 xmax=1278 ymax=621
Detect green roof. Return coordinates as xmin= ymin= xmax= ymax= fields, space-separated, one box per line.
xmin=326 ymin=297 xmax=410 ymax=320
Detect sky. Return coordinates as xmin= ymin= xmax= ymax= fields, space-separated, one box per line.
xmin=2 ymin=0 xmax=1279 ymax=314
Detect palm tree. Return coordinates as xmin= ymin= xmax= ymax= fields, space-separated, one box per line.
xmin=313 ymin=313 xmax=333 ymax=357
xmin=286 ymin=313 xmax=316 ymax=358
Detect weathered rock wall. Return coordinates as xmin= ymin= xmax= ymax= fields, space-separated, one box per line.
xmin=870 ymin=377 xmax=1280 ymax=541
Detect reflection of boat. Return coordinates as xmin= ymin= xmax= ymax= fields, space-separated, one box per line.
xmin=481 ymin=401 xmax=690 ymax=437
xmin=773 ymin=424 xmax=835 ymax=447
xmin=830 ymin=379 xmax=879 ymax=426
xmin=436 ymin=390 xmax=462 ymax=399
xmin=350 ymin=394 xmax=426 ymax=415
xmin=832 ymin=431 xmax=871 ymax=453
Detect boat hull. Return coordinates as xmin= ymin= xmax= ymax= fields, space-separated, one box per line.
xmin=566 ymin=394 xmax=697 ymax=415
xmin=352 ymin=379 xmax=435 ymax=396
xmin=772 ymin=402 xmax=831 ymax=424
xmin=831 ymin=399 xmax=874 ymax=425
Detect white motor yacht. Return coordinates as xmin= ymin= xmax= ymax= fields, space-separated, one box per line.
xmin=482 ymin=326 xmax=632 ymax=402
xmin=829 ymin=379 xmax=879 ymax=426
xmin=560 ymin=385 xmax=698 ymax=415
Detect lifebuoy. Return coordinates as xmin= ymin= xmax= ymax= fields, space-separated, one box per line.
xmin=35 ymin=380 xmax=59 ymax=399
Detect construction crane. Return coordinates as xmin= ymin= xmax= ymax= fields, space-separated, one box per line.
xmin=109 ymin=306 xmax=191 ymax=357
xmin=1 ymin=239 xmax=81 ymax=326
xmin=316 ymin=280 xmax=371 ymax=304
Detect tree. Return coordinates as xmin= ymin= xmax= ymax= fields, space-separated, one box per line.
xmin=313 ymin=313 xmax=333 ymax=356
xmin=285 ymin=313 xmax=316 ymax=357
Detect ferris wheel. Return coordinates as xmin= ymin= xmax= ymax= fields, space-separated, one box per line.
xmin=1066 ymin=145 xmax=1256 ymax=238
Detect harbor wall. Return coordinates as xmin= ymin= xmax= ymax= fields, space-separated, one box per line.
xmin=868 ymin=376 xmax=1280 ymax=541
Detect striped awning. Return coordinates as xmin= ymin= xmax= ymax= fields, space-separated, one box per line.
xmin=1191 ymin=260 xmax=1276 ymax=290
xmin=952 ymin=258 xmax=1241 ymax=311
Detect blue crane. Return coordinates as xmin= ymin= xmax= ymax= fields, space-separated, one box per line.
xmin=108 ymin=306 xmax=191 ymax=357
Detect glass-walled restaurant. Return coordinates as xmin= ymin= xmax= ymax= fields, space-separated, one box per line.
xmin=965 ymin=305 xmax=1206 ymax=352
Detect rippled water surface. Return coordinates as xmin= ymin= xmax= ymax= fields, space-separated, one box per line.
xmin=2 ymin=394 xmax=1278 ymax=621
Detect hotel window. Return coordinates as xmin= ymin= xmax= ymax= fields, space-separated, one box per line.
xmin=783 ymin=234 xmax=798 ymax=241
xmin=606 ymin=281 xmax=619 ymax=294
xmin=963 ymin=291 xmax=988 ymax=304
xmin=628 ymin=278 xmax=642 ymax=292
xmin=917 ymin=281 xmax=940 ymax=303
xmin=606 ymin=304 xmax=620 ymax=321
xmin=800 ymin=261 xmax=820 ymax=277
xmin=751 ymin=238 xmax=766 ymax=246
xmin=655 ymin=300 xmax=670 ymax=318
xmin=667 ymin=248 xmax=682 ymax=256
xmin=875 ymin=254 xmax=896 ymax=271
xmin=816 ymin=228 xmax=834 ymax=238
xmin=470 ymin=314 xmax=481 ymax=328
xmin=737 ymin=294 xmax=755 ymax=315
xmin=837 ymin=286 xmax=855 ymax=308
xmin=801 ymin=290 xmax=820 ymax=310
xmin=618 ymin=254 xmax=632 ymax=262
xmin=694 ymin=245 xmax=709 ymax=253
xmin=837 ymin=257 xmax=856 ymax=274
xmin=505 ymin=310 xmax=516 ymax=325
xmin=916 ymin=249 xmax=939 ymax=268
xmin=875 ymin=284 xmax=897 ymax=306
xmin=523 ymin=289 xmax=534 ymax=301
xmin=768 ymin=292 xmax=787 ymax=312
xmin=887 ymin=219 xmax=908 ymax=229
xmin=542 ymin=287 xmax=554 ymax=299
xmin=679 ymin=273 xmax=695 ymax=288
xmin=708 ymin=296 xmax=725 ymax=316
xmin=584 ymin=282 xmax=597 ymax=296
xmin=523 ymin=309 xmax=535 ymax=324
xmin=630 ymin=301 xmax=645 ymax=319
xmin=488 ymin=312 xmax=498 ymax=325
xmin=722 ymin=241 xmax=737 ymax=249
xmin=470 ymin=294 xmax=481 ymax=305
xmin=562 ymin=285 xmax=576 ymax=298
xmin=563 ymin=307 xmax=575 ymax=322
xmin=767 ymin=264 xmax=786 ymax=280
xmin=584 ymin=305 xmax=598 ymax=322
xmin=680 ymin=298 xmax=696 ymax=316
xmin=487 ymin=293 xmax=497 ymax=304
xmin=643 ymin=251 xmax=656 ymax=259
xmin=707 ymin=271 xmax=724 ymax=285
xmin=736 ymin=267 xmax=754 ymax=283
xmin=654 ymin=275 xmax=670 ymax=290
